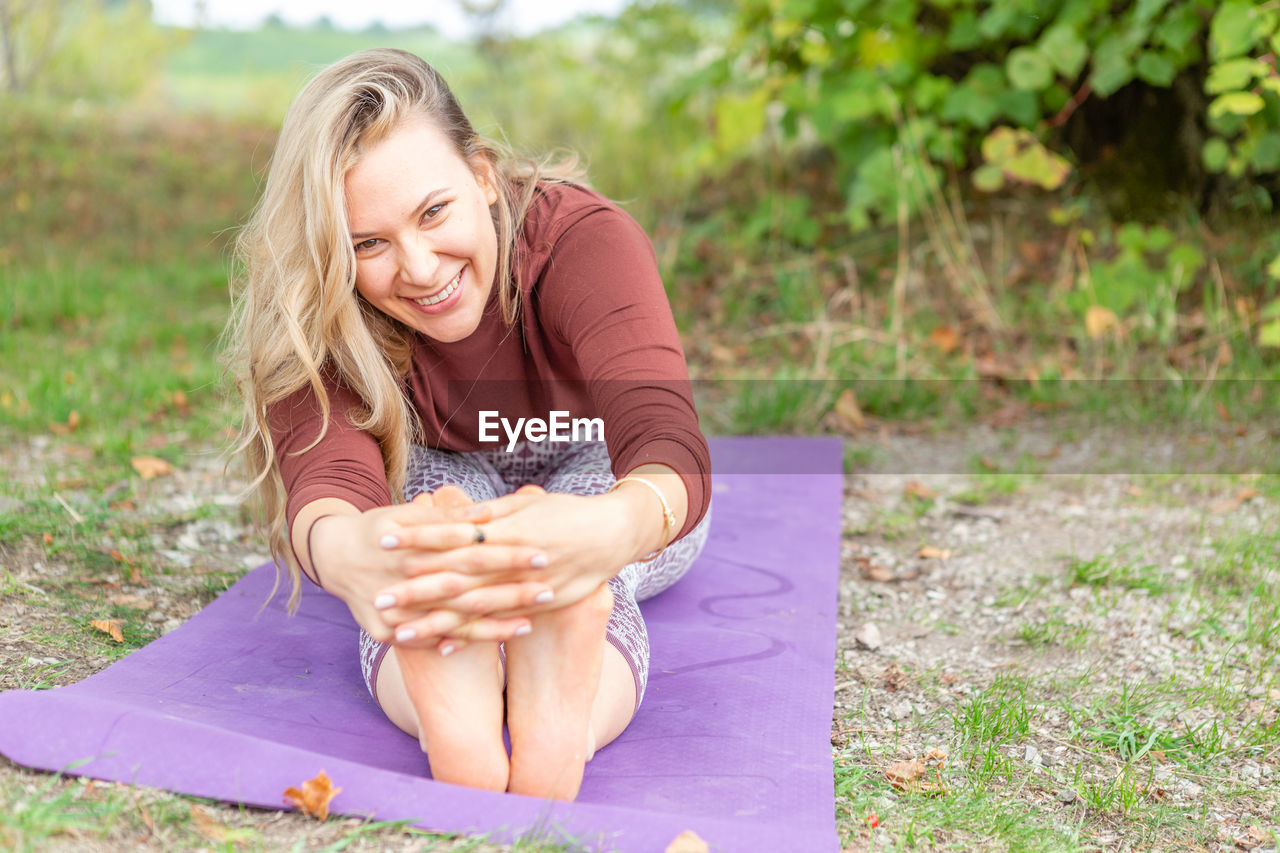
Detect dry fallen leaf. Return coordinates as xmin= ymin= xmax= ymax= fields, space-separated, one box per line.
xmin=885 ymin=759 xmax=926 ymax=788
xmin=1211 ymin=487 xmax=1262 ymax=514
xmin=1215 ymin=401 xmax=1231 ymax=423
xmin=883 ymin=662 xmax=909 ymax=692
xmin=42 ymin=533 xmax=54 ymax=545
xmin=90 ymin=619 xmax=124 ymax=643
xmin=1084 ymin=305 xmax=1120 ymax=339
xmin=109 ymin=594 xmax=154 ymax=610
xmin=49 ymin=410 xmax=81 ymax=435
xmin=903 ymin=481 xmax=936 ymax=500
xmin=189 ymin=805 xmax=227 ymax=842
xmin=665 ymin=830 xmax=709 ymax=853
xmin=917 ymin=545 xmax=952 ymax=560
xmin=283 ymin=770 xmax=341 ymax=821
xmin=856 ymin=556 xmax=894 ymax=583
xmin=833 ymin=388 xmax=865 ymax=433
xmin=130 ymin=456 xmax=174 ymax=480
xmin=884 ymin=757 xmax=948 ymax=794
xmin=928 ymin=325 xmax=959 ymax=354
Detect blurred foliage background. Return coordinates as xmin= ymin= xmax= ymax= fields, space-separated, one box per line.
xmin=2 ymin=0 xmax=1279 ymax=448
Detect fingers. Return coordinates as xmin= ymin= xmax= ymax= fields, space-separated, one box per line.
xmin=391 ymin=610 xmax=533 ymax=647
xmin=381 ymin=577 xmax=554 ymax=618
xmin=432 ymin=484 xmax=476 ymax=508
xmin=476 ymin=488 xmax=545 ymax=520
xmin=400 ymin=544 xmax=548 ymax=578
xmin=380 ymin=521 xmax=492 ymax=552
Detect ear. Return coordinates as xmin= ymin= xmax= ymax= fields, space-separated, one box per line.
xmin=470 ymin=154 xmax=499 ymax=206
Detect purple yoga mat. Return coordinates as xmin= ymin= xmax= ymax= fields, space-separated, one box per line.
xmin=0 ymin=437 xmax=842 ymax=852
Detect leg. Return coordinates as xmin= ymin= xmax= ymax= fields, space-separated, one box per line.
xmin=504 ymin=582 xmax=635 ymax=800
xmin=359 ymin=445 xmax=510 ymax=788
xmin=375 ymin=641 xmax=509 ymax=791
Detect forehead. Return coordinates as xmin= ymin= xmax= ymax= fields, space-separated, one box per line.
xmin=344 ymin=117 xmax=471 ymax=224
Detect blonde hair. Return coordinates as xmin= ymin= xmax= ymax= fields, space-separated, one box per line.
xmin=223 ymin=48 xmax=582 ymax=610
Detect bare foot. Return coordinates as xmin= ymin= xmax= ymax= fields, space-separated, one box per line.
xmin=384 ymin=642 xmax=508 ymax=791
xmin=504 ymin=583 xmax=615 ymax=800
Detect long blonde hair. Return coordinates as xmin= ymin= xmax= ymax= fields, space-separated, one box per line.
xmin=224 ymin=48 xmax=582 ymax=610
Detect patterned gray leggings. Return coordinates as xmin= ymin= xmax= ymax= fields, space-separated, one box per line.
xmin=358 ymin=439 xmax=711 ymax=714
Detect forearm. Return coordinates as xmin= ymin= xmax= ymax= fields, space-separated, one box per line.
xmin=290 ymin=497 xmax=362 ymax=590
xmin=605 ymin=463 xmax=689 ymax=565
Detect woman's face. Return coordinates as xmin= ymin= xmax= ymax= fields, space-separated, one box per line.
xmin=344 ymin=115 xmax=499 ymax=343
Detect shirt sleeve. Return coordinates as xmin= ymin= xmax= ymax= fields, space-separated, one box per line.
xmin=268 ymin=374 xmax=392 ymax=536
xmin=535 ymin=205 xmax=711 ymax=539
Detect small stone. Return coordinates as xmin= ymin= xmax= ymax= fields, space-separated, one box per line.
xmin=888 ymin=700 xmax=912 ymax=721
xmin=1181 ymin=781 xmax=1204 ymax=799
xmin=853 ymin=623 xmax=883 ymax=650
xmin=1024 ymin=745 xmax=1041 ymax=766
xmin=1057 ymin=789 xmax=1077 ymax=804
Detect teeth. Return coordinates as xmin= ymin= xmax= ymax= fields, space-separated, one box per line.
xmin=414 ymin=269 xmax=462 ymax=306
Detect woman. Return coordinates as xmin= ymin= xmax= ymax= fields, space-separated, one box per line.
xmin=224 ymin=48 xmax=711 ymax=801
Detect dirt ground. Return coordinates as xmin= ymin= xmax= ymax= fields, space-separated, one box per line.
xmin=1 ymin=420 xmax=1277 ymax=851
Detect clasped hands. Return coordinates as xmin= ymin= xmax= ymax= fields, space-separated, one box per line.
xmin=313 ymin=484 xmax=634 ymax=653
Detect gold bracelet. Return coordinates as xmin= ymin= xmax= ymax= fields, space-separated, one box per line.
xmin=610 ymin=476 xmax=677 ymax=562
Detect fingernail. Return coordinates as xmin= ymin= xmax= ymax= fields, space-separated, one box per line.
xmin=374 ymin=594 xmax=395 ymax=610
xmin=514 ymin=625 xmax=532 ymax=637
xmin=535 ymin=590 xmax=554 ymax=604
xmin=463 ymin=506 xmax=486 ymax=518
xmin=380 ymin=534 xmax=399 ymax=549
xmin=530 ymin=554 xmax=548 ymax=568
xmin=395 ymin=627 xmax=416 ymax=642
xmin=439 ymin=643 xmax=455 ymax=657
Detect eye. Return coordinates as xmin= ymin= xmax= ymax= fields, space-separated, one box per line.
xmin=354 ymin=238 xmax=379 ymax=252
xmin=423 ymin=202 xmax=447 ymax=221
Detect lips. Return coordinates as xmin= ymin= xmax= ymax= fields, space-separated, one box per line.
xmin=413 ymin=267 xmax=463 ymax=307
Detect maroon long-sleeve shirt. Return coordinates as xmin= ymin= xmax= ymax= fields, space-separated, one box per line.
xmin=268 ymin=183 xmax=710 ymax=541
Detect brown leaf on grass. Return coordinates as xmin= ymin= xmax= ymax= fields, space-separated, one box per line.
xmin=832 ymin=388 xmax=865 ymax=433
xmin=903 ymin=481 xmax=936 ymax=500
xmin=928 ymin=325 xmax=959 ymax=354
xmin=109 ymin=594 xmax=154 ymax=610
xmin=883 ymin=662 xmax=909 ymax=692
xmin=856 ymin=556 xmax=894 ymax=583
xmin=1235 ymin=826 xmax=1270 ymax=848
xmin=1215 ymin=401 xmax=1231 ymax=423
xmin=917 ymin=545 xmax=952 ymax=560
xmin=189 ymin=805 xmax=227 ymax=842
xmin=1084 ymin=305 xmax=1120 ymax=339
xmin=1210 ymin=487 xmax=1263 ymax=514
xmin=283 ymin=770 xmax=341 ymax=821
xmin=42 ymin=533 xmax=54 ymax=545
xmin=923 ymin=747 xmax=949 ymax=765
xmin=49 ymin=410 xmax=81 ymax=435
xmin=884 ymin=759 xmax=925 ymax=789
xmin=90 ymin=619 xmax=124 ymax=643
xmin=130 ymin=456 xmax=173 ymax=480
xmin=884 ymin=758 xmax=948 ymax=794
xmin=665 ymin=830 xmax=710 ymax=853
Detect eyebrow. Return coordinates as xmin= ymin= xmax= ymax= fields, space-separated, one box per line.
xmin=350 ymin=188 xmax=448 ymax=240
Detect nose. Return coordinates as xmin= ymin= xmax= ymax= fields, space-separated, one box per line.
xmin=398 ymin=234 xmax=439 ymax=286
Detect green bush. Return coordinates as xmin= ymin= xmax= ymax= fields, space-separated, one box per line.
xmin=696 ymin=0 xmax=1280 ymax=228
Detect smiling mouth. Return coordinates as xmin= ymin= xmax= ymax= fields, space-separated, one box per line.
xmin=413 ymin=268 xmax=463 ymax=306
